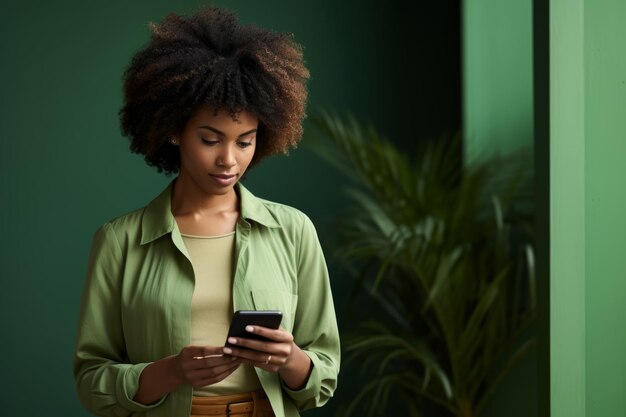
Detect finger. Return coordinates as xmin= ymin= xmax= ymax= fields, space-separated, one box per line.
xmin=183 ymin=345 xmax=225 ymax=360
xmin=195 ymin=345 xmax=227 ymax=358
xmin=182 ymin=345 xmax=233 ymax=371
xmin=226 ymin=334 xmax=294 ymax=355
xmin=188 ymin=360 xmax=240 ymax=383
xmin=226 ymin=337 xmax=275 ymax=353
xmin=244 ymin=325 xmax=294 ymax=343
xmin=235 ymin=356 xmax=281 ymax=373
xmin=188 ymin=354 xmax=237 ymax=370
xmin=191 ymin=363 xmax=241 ymax=388
xmin=225 ymin=345 xmax=288 ymax=367
xmin=191 ymin=353 xmax=224 ymax=360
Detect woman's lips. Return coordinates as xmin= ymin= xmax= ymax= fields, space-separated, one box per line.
xmin=209 ymin=173 xmax=237 ymax=186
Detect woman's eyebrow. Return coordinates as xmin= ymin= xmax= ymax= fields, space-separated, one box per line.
xmin=197 ymin=125 xmax=257 ymax=138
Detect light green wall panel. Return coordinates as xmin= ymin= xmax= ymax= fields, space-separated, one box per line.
xmin=549 ymin=1 xmax=586 ymax=416
xmin=584 ymin=0 xmax=626 ymax=415
xmin=550 ymin=1 xmax=626 ymax=416
xmin=463 ymin=0 xmax=533 ymax=160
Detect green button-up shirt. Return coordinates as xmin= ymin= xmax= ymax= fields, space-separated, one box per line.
xmin=73 ymin=181 xmax=340 ymax=417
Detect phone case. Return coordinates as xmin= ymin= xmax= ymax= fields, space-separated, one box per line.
xmin=225 ymin=310 xmax=283 ymax=347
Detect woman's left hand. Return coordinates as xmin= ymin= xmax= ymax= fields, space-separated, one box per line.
xmin=222 ymin=325 xmax=295 ymax=372
xmin=222 ymin=325 xmax=313 ymax=390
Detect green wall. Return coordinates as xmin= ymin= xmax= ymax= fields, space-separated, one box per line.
xmin=0 ymin=2 xmax=355 ymax=416
xmin=462 ymin=0 xmax=537 ymax=416
xmin=551 ymin=0 xmax=626 ymax=416
xmin=549 ymin=1 xmax=585 ymax=415
xmin=1 ymin=1 xmax=460 ymax=416
xmin=463 ymin=0 xmax=533 ymax=160
xmin=584 ymin=2 xmax=626 ymax=415
xmin=465 ymin=1 xmax=626 ymax=416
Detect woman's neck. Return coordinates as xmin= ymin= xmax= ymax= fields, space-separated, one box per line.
xmin=170 ymin=175 xmax=241 ymax=236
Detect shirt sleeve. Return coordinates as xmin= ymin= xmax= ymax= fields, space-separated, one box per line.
xmin=282 ymin=214 xmax=341 ymax=410
xmin=73 ymin=223 xmax=167 ymax=416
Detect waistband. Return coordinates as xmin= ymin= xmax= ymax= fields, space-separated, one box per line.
xmin=191 ymin=390 xmax=273 ymax=417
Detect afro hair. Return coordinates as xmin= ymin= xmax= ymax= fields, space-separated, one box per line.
xmin=119 ymin=5 xmax=309 ymax=174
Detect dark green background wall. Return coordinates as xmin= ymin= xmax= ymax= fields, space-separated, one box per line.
xmin=0 ymin=1 xmax=461 ymax=416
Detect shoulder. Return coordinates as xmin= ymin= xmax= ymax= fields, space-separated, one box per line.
xmin=91 ymin=206 xmax=146 ymax=248
xmin=105 ymin=207 xmax=145 ymax=230
xmin=248 ymin=194 xmax=320 ymax=239
xmin=239 ymin=183 xmax=315 ymax=233
xmin=258 ymin=197 xmax=310 ymax=226
xmin=92 ymin=182 xmax=174 ymax=244
xmin=251 ymin=197 xmax=323 ymax=256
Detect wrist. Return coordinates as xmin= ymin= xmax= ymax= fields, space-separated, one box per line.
xmin=134 ymin=355 xmax=182 ymax=405
xmin=284 ymin=342 xmax=306 ymax=371
xmin=164 ymin=354 xmax=184 ymax=387
xmin=279 ymin=343 xmax=312 ymax=390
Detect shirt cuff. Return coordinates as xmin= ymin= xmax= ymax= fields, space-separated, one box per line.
xmin=116 ymin=363 xmax=168 ymax=412
xmin=281 ymin=350 xmax=321 ymax=402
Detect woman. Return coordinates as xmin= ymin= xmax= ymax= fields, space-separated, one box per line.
xmin=73 ymin=6 xmax=340 ymax=417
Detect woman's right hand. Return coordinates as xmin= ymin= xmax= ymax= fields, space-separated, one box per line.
xmin=174 ymin=345 xmax=240 ymax=388
xmin=134 ymin=345 xmax=239 ymax=405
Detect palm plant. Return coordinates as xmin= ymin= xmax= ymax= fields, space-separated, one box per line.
xmin=308 ymin=113 xmax=535 ymax=417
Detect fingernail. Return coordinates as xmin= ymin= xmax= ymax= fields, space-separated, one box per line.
xmin=228 ymin=337 xmax=237 ymax=344
xmin=246 ymin=325 xmax=254 ymax=332
xmin=223 ymin=347 xmax=233 ymax=354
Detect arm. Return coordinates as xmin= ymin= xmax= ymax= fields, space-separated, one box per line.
xmin=133 ymin=347 xmax=239 ymax=405
xmin=284 ymin=213 xmax=341 ymax=410
xmin=74 ymin=225 xmax=241 ymax=415
xmin=222 ymin=213 xmax=340 ymax=410
xmin=73 ymin=224 xmax=165 ymax=417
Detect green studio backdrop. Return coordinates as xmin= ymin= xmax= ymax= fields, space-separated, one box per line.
xmin=0 ymin=1 xmax=469 ymax=416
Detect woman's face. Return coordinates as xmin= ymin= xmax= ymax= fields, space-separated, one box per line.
xmin=176 ymin=106 xmax=258 ymax=196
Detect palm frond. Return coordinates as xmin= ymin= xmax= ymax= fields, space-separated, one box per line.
xmin=307 ymin=112 xmax=535 ymax=417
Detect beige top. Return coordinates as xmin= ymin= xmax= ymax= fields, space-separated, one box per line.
xmin=182 ymin=231 xmax=261 ymax=396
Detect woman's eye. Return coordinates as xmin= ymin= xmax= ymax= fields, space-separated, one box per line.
xmin=237 ymin=141 xmax=253 ymax=149
xmin=201 ymin=138 xmax=219 ymax=146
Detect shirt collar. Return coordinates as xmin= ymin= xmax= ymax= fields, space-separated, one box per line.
xmin=141 ymin=179 xmax=281 ymax=245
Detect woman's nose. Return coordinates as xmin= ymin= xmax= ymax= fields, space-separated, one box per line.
xmin=217 ymin=145 xmax=236 ymax=167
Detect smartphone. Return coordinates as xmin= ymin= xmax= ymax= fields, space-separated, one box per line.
xmin=225 ymin=310 xmax=283 ymax=347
